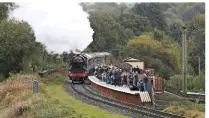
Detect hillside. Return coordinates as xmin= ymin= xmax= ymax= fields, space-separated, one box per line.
xmin=81 ymin=3 xmax=205 ymax=79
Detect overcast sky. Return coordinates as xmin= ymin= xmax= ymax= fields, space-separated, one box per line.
xmin=9 ymin=2 xmax=94 ymax=54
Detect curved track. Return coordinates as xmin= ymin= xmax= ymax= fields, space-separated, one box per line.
xmin=71 ymin=84 xmax=185 ymax=118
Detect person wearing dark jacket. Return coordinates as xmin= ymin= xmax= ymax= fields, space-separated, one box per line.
xmin=106 ymin=72 xmax=111 ymax=84
xmin=136 ymin=66 xmax=140 ymax=73
xmin=132 ymin=67 xmax=136 ymax=72
xmin=142 ymin=71 xmax=148 ymax=91
xmin=113 ymin=70 xmax=118 ymax=86
xmin=133 ymin=72 xmax=138 ymax=87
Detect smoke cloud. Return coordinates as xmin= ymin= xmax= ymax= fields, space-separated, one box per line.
xmin=9 ymin=2 xmax=94 ymax=54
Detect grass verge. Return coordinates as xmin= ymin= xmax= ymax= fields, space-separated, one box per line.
xmin=0 ymin=72 xmax=128 ymax=118
xmin=161 ymin=93 xmax=205 ymax=118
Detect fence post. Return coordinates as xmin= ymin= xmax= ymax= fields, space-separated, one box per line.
xmin=33 ymin=80 xmax=39 ymax=93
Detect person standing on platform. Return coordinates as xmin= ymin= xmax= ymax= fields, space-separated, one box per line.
xmin=102 ymin=71 xmax=106 ymax=82
xmin=110 ymin=69 xmax=114 ymax=85
xmin=132 ymin=66 xmax=135 ymax=72
xmin=113 ymin=69 xmax=118 ymax=86
xmin=137 ymin=71 xmax=142 ymax=91
xmin=136 ymin=66 xmax=140 ymax=73
xmin=118 ymin=69 xmax=122 ymax=86
xmin=133 ymin=71 xmax=138 ymax=87
xmin=121 ymin=70 xmax=126 ymax=86
xmin=127 ymin=72 xmax=130 ymax=86
xmin=125 ymin=70 xmax=128 ymax=85
xmin=106 ymin=72 xmax=111 ymax=84
xmin=142 ymin=70 xmax=148 ymax=91
xmin=151 ymin=75 xmax=156 ymax=89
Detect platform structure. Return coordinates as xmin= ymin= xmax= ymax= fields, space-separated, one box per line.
xmin=88 ymin=76 xmax=152 ymax=105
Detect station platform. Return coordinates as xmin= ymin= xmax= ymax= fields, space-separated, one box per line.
xmin=88 ymin=76 xmax=152 ymax=105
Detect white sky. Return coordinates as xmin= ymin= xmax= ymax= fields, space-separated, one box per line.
xmin=9 ymin=2 xmax=94 ymax=54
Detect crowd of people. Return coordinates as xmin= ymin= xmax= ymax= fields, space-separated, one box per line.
xmin=93 ymin=64 xmax=154 ymax=91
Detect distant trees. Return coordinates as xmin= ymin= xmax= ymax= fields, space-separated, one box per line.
xmin=133 ymin=3 xmax=169 ymax=33
xmin=81 ymin=3 xmax=205 ymax=79
xmin=121 ymin=33 xmax=181 ymax=78
xmin=0 ymin=3 xmax=69 ymax=81
xmin=187 ymin=14 xmax=205 ymax=74
xmin=0 ymin=2 xmax=205 ymax=82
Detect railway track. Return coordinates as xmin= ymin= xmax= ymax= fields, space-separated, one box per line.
xmin=165 ymin=89 xmax=205 ymax=104
xmin=71 ymin=84 xmax=185 ymax=118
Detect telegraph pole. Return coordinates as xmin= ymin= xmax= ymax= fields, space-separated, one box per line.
xmin=198 ymin=56 xmax=201 ymax=75
xmin=182 ymin=26 xmax=187 ymax=95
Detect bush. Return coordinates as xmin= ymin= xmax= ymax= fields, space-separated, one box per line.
xmin=166 ymin=74 xmax=183 ymax=90
xmin=166 ymin=73 xmax=205 ymax=92
xmin=147 ymin=58 xmax=175 ymax=79
xmin=31 ymin=103 xmax=85 ymax=118
xmin=169 ymin=100 xmax=205 ymax=112
xmin=187 ymin=72 xmax=205 ymax=92
xmin=0 ymin=73 xmax=5 ymax=82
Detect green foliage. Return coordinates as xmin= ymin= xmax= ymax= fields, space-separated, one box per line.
xmin=187 ymin=14 xmax=205 ymax=74
xmin=0 ymin=3 xmax=205 ymax=81
xmin=187 ymin=72 xmax=205 ymax=92
xmin=0 ymin=7 xmax=67 ymax=80
xmin=166 ymin=75 xmax=184 ymax=90
xmin=122 ymin=34 xmax=181 ymax=79
xmin=0 ymin=3 xmax=17 ymax=20
xmin=133 ymin=3 xmax=169 ymax=32
xmin=186 ymin=64 xmax=195 ymax=76
xmin=82 ymin=3 xmax=153 ymax=53
xmin=148 ymin=58 xmax=175 ymax=78
xmin=170 ymin=100 xmax=205 ymax=112
xmin=82 ymin=3 xmax=205 ymax=79
xmin=43 ymin=74 xmax=66 ymax=85
xmin=163 ymin=3 xmax=205 ymax=41
xmin=166 ymin=72 xmax=205 ymax=92
xmin=32 ymin=103 xmax=80 ymax=118
xmin=0 ymin=19 xmax=36 ymax=78
xmin=0 ymin=72 xmax=5 ymax=82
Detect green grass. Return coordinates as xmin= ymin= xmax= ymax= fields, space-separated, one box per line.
xmin=0 ymin=73 xmax=128 ymax=118
xmin=44 ymin=74 xmax=128 ymax=118
xmin=161 ymin=93 xmax=205 ymax=118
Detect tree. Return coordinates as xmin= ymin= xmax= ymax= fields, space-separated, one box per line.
xmin=0 ymin=3 xmax=17 ymax=20
xmin=0 ymin=19 xmax=36 ymax=77
xmin=163 ymin=3 xmax=205 ymax=43
xmin=122 ymin=34 xmax=181 ymax=79
xmin=81 ymin=3 xmax=205 ymax=77
xmin=187 ymin=14 xmax=205 ymax=74
xmin=133 ymin=3 xmax=169 ymax=33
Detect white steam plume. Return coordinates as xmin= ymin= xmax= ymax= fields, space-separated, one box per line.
xmin=9 ymin=2 xmax=94 ymax=54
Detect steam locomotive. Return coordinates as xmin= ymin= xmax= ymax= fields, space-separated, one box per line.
xmin=68 ymin=52 xmax=111 ymax=84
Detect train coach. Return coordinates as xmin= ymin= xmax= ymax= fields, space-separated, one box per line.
xmin=68 ymin=52 xmax=111 ymax=84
